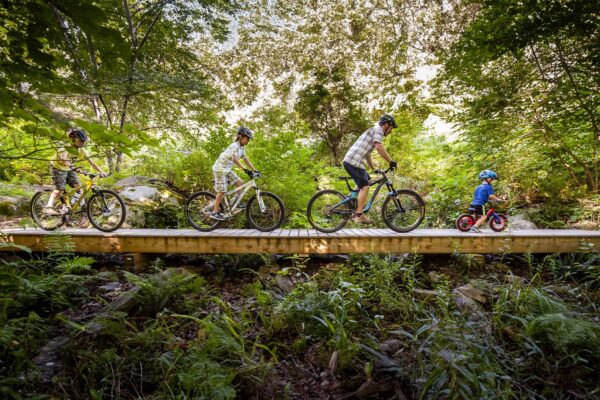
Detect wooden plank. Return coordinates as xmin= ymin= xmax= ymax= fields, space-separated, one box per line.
xmin=269 ymin=229 xmax=284 ymax=237
xmin=1 ymin=228 xmax=600 ymax=254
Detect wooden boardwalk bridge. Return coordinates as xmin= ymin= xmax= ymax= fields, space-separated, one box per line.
xmin=1 ymin=228 xmax=599 ymax=254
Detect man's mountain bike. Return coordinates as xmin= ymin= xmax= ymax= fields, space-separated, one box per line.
xmin=30 ymin=168 xmax=126 ymax=232
xmin=307 ymin=167 xmax=425 ymax=233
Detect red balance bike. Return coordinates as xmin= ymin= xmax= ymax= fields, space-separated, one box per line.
xmin=456 ymin=203 xmax=508 ymax=232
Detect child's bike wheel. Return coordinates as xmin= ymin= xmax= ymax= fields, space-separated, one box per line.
xmin=30 ymin=190 xmax=66 ymax=231
xmin=246 ymin=192 xmax=285 ymax=231
xmin=382 ymin=189 xmax=425 ymax=232
xmin=306 ymin=189 xmax=353 ymax=233
xmin=185 ymin=191 xmax=223 ymax=232
xmin=87 ymin=190 xmax=126 ymax=232
xmin=455 ymin=214 xmax=476 ymax=232
xmin=489 ymin=214 xmax=508 ymax=232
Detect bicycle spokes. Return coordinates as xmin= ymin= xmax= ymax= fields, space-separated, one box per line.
xmin=382 ymin=190 xmax=425 ymax=232
xmin=246 ymin=192 xmax=284 ymax=231
xmin=30 ymin=191 xmax=66 ymax=230
xmin=307 ymin=190 xmax=353 ymax=233
xmin=185 ymin=191 xmax=223 ymax=231
xmin=88 ymin=190 xmax=126 ymax=231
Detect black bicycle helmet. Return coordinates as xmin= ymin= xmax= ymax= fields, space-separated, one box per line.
xmin=68 ymin=128 xmax=88 ymax=142
xmin=237 ymin=126 xmax=254 ymax=139
xmin=379 ymin=114 xmax=397 ymax=129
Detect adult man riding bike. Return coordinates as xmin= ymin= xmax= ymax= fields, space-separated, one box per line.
xmin=342 ymin=114 xmax=398 ymax=224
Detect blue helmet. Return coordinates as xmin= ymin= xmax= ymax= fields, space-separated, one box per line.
xmin=478 ymin=169 xmax=498 ymax=180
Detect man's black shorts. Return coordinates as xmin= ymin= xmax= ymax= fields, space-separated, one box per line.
xmin=343 ymin=161 xmax=370 ymax=189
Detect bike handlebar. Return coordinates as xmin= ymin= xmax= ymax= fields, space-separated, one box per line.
xmin=374 ymin=167 xmax=395 ymax=175
xmin=71 ymin=167 xmax=109 ymax=179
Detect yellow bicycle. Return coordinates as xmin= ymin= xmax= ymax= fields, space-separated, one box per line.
xmin=30 ymin=168 xmax=126 ymax=232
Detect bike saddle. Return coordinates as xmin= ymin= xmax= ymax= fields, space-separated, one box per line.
xmin=338 ymin=176 xmax=351 ymax=181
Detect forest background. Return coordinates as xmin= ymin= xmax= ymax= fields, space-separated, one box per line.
xmin=1 ymin=0 xmax=600 ymax=228
xmin=2 ymin=2 xmax=600 ymax=399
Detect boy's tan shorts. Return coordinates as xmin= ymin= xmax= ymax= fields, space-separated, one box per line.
xmin=213 ymin=170 xmax=241 ymax=192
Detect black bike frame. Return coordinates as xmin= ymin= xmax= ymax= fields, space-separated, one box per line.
xmin=335 ymin=169 xmax=402 ymax=214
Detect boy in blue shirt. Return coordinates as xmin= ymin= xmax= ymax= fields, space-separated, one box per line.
xmin=468 ymin=169 xmax=501 ymax=232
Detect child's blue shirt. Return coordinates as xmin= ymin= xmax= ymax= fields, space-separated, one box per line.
xmin=471 ymin=183 xmax=494 ymax=206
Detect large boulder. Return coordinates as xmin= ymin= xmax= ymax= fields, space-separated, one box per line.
xmin=113 ymin=175 xmax=153 ymax=189
xmin=0 ymin=195 xmax=30 ymax=217
xmin=119 ymin=185 xmax=180 ymax=207
xmin=117 ymin=182 xmax=183 ymax=228
xmin=569 ymin=220 xmax=600 ymax=231
xmin=120 ymin=185 xmax=160 ymax=205
xmin=508 ymin=214 xmax=537 ymax=230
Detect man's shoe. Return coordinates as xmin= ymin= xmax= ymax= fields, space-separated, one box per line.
xmin=352 ymin=214 xmax=373 ymax=225
xmin=42 ymin=206 xmax=60 ymax=216
xmin=209 ymin=212 xmax=226 ymax=221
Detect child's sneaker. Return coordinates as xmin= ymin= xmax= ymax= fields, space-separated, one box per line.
xmin=209 ymin=212 xmax=226 ymax=221
xmin=352 ymin=213 xmax=373 ymax=225
xmin=469 ymin=226 xmax=482 ymax=233
xmin=237 ymin=202 xmax=246 ymax=209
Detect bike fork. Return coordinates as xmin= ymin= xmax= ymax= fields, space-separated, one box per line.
xmin=256 ymin=190 xmax=267 ymax=212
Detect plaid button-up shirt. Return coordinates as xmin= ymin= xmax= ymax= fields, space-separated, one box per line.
xmin=342 ymin=124 xmax=384 ymax=169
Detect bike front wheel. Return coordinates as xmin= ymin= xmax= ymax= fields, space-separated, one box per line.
xmin=306 ymin=189 xmax=353 ymax=233
xmin=30 ymin=191 xmax=66 ymax=231
xmin=381 ymin=189 xmax=425 ymax=233
xmin=185 ymin=191 xmax=223 ymax=232
xmin=246 ymin=192 xmax=285 ymax=231
xmin=87 ymin=190 xmax=126 ymax=232
xmin=489 ymin=214 xmax=508 ymax=232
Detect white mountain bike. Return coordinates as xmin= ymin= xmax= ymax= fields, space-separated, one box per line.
xmin=184 ymin=173 xmax=285 ymax=232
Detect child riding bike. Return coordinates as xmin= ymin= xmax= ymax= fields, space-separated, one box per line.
xmin=210 ymin=126 xmax=261 ymax=221
xmin=467 ymin=169 xmax=502 ymax=233
xmin=43 ymin=128 xmax=107 ymax=216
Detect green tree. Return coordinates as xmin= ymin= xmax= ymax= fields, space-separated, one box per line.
xmin=438 ymin=0 xmax=600 ymax=192
xmin=295 ymin=66 xmax=369 ymax=163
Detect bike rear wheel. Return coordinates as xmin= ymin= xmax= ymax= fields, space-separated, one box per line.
xmin=381 ymin=189 xmax=425 ymax=233
xmin=30 ymin=191 xmax=66 ymax=231
xmin=307 ymin=189 xmax=353 ymax=233
xmin=87 ymin=190 xmax=126 ymax=232
xmin=489 ymin=214 xmax=508 ymax=232
xmin=185 ymin=191 xmax=223 ymax=232
xmin=246 ymin=192 xmax=285 ymax=231
xmin=456 ymin=213 xmax=476 ymax=232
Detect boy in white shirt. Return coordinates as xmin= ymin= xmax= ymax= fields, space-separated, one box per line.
xmin=210 ymin=126 xmax=260 ymax=220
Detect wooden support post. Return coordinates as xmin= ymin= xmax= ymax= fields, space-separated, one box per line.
xmin=123 ymin=253 xmax=153 ymax=272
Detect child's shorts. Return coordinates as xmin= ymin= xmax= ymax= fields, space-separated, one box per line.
xmin=213 ymin=170 xmax=241 ymax=192
xmin=50 ymin=167 xmax=80 ymax=190
xmin=469 ymin=204 xmax=484 ymax=216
